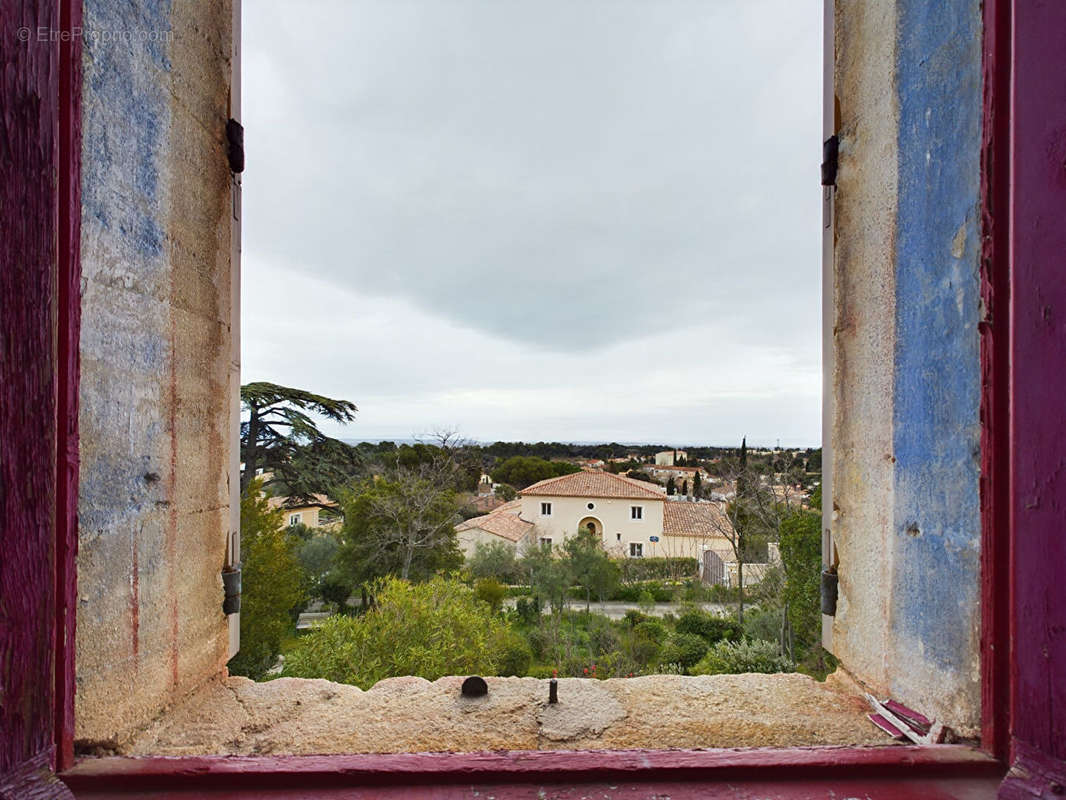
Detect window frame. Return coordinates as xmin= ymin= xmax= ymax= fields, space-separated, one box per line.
xmin=2 ymin=0 xmax=1056 ymax=795
xmin=629 ymin=542 xmax=643 ymax=558
xmin=539 ymin=501 xmax=552 ymax=517
xmin=630 ymin=505 xmax=643 ymax=520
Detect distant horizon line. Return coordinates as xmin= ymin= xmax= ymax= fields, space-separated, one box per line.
xmin=339 ymin=436 xmax=821 ymax=450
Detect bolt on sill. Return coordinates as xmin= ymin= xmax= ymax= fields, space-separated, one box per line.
xmin=94 ymin=670 xmax=898 ymax=757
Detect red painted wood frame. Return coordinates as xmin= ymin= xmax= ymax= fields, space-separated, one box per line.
xmin=0 ymin=0 xmax=1057 ymax=796
xmin=0 ymin=0 xmax=79 ymax=797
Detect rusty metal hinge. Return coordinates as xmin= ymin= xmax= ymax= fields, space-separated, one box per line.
xmin=226 ymin=118 xmax=244 ymax=173
xmin=222 ymin=565 xmax=242 ymax=615
xmin=821 ymin=135 xmax=839 ymax=187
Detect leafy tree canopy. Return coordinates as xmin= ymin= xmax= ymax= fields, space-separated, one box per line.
xmin=240 ymin=382 xmax=358 ymax=500
xmin=227 ymin=479 xmax=308 ymax=680
xmin=779 ymin=509 xmax=823 ymax=652
xmin=336 ymin=473 xmax=462 ymax=585
xmin=563 ymin=528 xmax=619 ymax=610
xmin=489 ymin=456 xmax=580 ymax=489
xmin=466 ymin=540 xmax=521 ymax=583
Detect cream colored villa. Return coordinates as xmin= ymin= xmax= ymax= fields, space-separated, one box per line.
xmin=456 ymin=470 xmax=735 ymax=562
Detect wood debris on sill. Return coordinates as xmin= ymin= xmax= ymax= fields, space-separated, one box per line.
xmin=866 ymin=694 xmax=950 ymax=744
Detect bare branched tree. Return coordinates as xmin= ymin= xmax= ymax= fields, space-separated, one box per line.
xmin=697 ymin=438 xmax=799 ymax=625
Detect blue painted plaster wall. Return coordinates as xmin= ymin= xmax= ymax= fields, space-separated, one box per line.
xmin=891 ymin=0 xmax=983 ymax=697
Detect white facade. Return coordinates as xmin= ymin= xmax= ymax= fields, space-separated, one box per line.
xmin=654 ymin=449 xmax=688 ymax=466
xmin=518 ymin=493 xmax=664 ymax=557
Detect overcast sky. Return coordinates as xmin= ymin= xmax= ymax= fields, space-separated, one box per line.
xmin=241 ymin=0 xmax=823 ymax=447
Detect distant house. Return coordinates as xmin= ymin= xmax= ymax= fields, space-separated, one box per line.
xmin=516 ymin=470 xmax=732 ymax=560
xmin=654 ymin=449 xmax=688 ymax=466
xmin=455 ymin=500 xmax=534 ymax=557
xmin=572 ymin=458 xmax=605 ymax=471
xmin=646 ymin=463 xmax=704 ymax=486
xmin=266 ymin=494 xmax=342 ymax=530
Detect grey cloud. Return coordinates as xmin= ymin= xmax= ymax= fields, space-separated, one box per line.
xmin=243 ymin=0 xmax=822 ymax=353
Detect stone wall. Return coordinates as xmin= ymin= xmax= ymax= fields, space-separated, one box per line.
xmin=75 ymin=0 xmax=236 ymax=747
xmin=829 ymin=0 xmax=983 ymax=734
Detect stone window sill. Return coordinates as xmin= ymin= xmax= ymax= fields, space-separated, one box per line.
xmin=102 ymin=671 xmax=894 ymax=757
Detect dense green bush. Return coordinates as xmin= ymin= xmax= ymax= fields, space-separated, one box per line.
xmin=618 ymin=557 xmax=699 ymax=583
xmin=228 ymin=481 xmax=308 ymax=680
xmin=283 ymin=576 xmax=504 ymax=687
xmin=675 ymin=608 xmax=740 ymax=644
xmin=588 ymin=616 xmax=621 ymax=657
xmin=494 ymin=630 xmax=533 ymax=676
xmin=474 ymin=577 xmax=506 ymax=612
xmin=466 ymin=540 xmax=521 ymax=583
xmin=692 ymin=639 xmax=795 ymax=676
xmin=524 ymin=625 xmax=551 ymax=660
xmin=623 ymin=609 xmax=648 ymax=628
xmin=610 ymin=581 xmax=677 ymax=603
xmin=742 ymin=606 xmax=784 ymax=644
xmin=514 ymin=596 xmax=541 ymax=626
xmin=659 ymin=632 xmax=709 ymax=671
xmin=779 ymin=510 xmax=822 ymax=651
xmin=633 ymin=619 xmax=668 ymax=645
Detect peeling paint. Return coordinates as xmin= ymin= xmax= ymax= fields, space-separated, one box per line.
xmin=76 ymin=0 xmax=235 ymax=746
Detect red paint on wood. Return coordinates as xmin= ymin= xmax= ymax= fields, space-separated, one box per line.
xmin=130 ymin=532 xmax=139 ymax=661
xmin=54 ymin=0 xmax=84 ymax=775
xmin=979 ymin=0 xmax=1013 ymax=765
xmin=1 ymin=750 xmax=75 ymax=800
xmin=1 ymin=0 xmax=60 ymax=781
xmin=167 ymin=314 xmax=180 ymax=691
xmin=1004 ymin=0 xmax=1066 ymax=792
xmin=60 ymin=746 xmax=1002 ymax=795
xmin=64 ymin=776 xmax=1006 ymax=800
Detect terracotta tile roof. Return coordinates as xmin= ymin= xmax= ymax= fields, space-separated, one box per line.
xmin=266 ymin=493 xmax=339 ymax=511
xmin=520 ymin=471 xmax=666 ymax=500
xmin=469 ymin=494 xmax=508 ymax=514
xmin=662 ymin=501 xmax=734 ymax=538
xmin=455 ymin=500 xmax=533 ymax=543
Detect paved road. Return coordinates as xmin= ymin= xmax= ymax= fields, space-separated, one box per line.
xmin=298 ymin=600 xmax=733 ymax=629
xmin=502 ymin=599 xmax=731 ymax=620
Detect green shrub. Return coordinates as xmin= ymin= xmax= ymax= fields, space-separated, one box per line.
xmin=742 ymin=606 xmax=784 ymax=644
xmin=588 ymin=618 xmax=621 ymax=657
xmin=514 ymin=596 xmax=541 ymax=626
xmin=494 ymin=630 xmax=533 ymax=676
xmin=525 ymin=626 xmax=552 ymax=660
xmin=705 ymin=583 xmax=741 ymax=602
xmin=636 ymin=589 xmax=656 ymax=613
xmin=228 ymin=481 xmax=308 ymax=680
xmin=629 ymin=636 xmax=661 ymax=669
xmin=623 ymin=609 xmax=648 ymax=628
xmin=612 ymin=580 xmax=677 ymax=603
xmin=675 ymin=609 xmax=739 ymax=644
xmin=632 ymin=619 xmax=668 ymax=645
xmin=659 ymin=633 xmax=709 ymax=671
xmin=318 ymin=570 xmax=353 ymax=610
xmin=779 ymin=510 xmax=822 ymax=652
xmin=618 ymin=557 xmax=699 ymax=583
xmin=283 ymin=576 xmax=504 ymax=687
xmin=467 ymin=540 xmax=521 ymax=583
xmin=692 ymin=639 xmax=795 ymax=676
xmin=474 ymin=577 xmax=507 ymax=612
